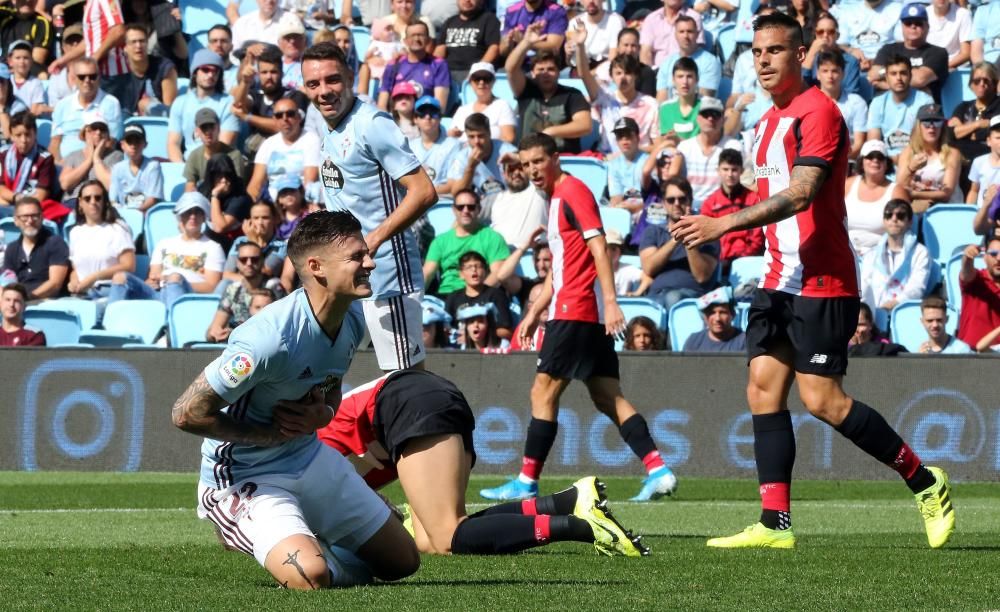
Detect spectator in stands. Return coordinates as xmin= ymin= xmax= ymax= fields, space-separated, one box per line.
xmin=0 ymin=65 xmax=26 ymax=142
xmin=434 ymin=0 xmax=501 ymax=85
xmin=0 ymin=282 xmax=43 ymax=345
xmin=449 ymin=62 xmax=516 ymax=143
xmin=956 ymin=238 xmax=1000 ymax=349
xmin=700 ymin=148 xmax=763 ymax=277
xmin=869 ymin=4 xmax=948 ymax=103
xmin=101 ymin=23 xmax=178 ymax=118
xmin=607 ymin=117 xmax=650 ymax=215
xmin=657 ymin=57 xmax=701 ymax=142
xmin=846 ymin=140 xmax=896 ymax=256
xmin=639 ymin=0 xmax=703 ymax=69
xmin=607 ymin=228 xmax=648 ymax=296
xmin=917 ymin=295 xmax=973 ymax=354
xmin=232 ymin=46 xmax=307 ymax=154
xmin=574 ymin=27 xmax=657 ymax=154
xmin=849 ymin=302 xmax=908 ymax=356
xmin=201 ymin=154 xmax=253 ymax=252
xmin=623 ymin=315 xmax=664 ymax=351
xmin=866 ymin=55 xmax=933 ymax=163
xmin=892 ymin=103 xmax=962 ymax=213
xmin=839 ymin=0 xmax=904 ymax=71
xmin=949 ymin=62 xmax=1000 ymax=170
xmin=277 ymin=13 xmax=306 ymax=88
xmin=167 ymin=50 xmax=239 ymax=162
xmin=655 ymin=15 xmax=721 ymax=100
xmin=970 ymin=119 xmax=1000 ymax=232
xmin=378 ymin=22 xmax=450 ymax=111
xmin=248 ymin=287 xmax=275 ymax=314
xmin=382 ymin=0 xmax=436 ymax=39
xmin=108 ymin=192 xmax=225 ymax=308
xmin=66 ymin=180 xmax=135 ymax=302
xmin=444 ymin=250 xmax=514 ymax=339
xmin=8 ymin=40 xmax=45 ymax=115
xmin=387 ymin=81 xmax=418 ymax=138
xmin=222 ymin=201 xmax=285 ymax=284
xmin=206 ymin=241 xmax=269 ymax=343
xmin=506 ymin=24 xmax=591 ymax=154
xmin=207 ymin=24 xmax=239 ymax=91
xmin=48 ymin=0 xmax=128 ymax=79
xmin=445 ymin=112 xmax=516 ymax=199
xmin=246 ymin=94 xmax=320 ymax=203
xmin=183 ymin=109 xmax=248 ymax=191
xmin=860 ymin=199 xmax=933 ymax=322
xmin=108 ymin=124 xmax=163 ymax=211
xmin=232 ymin=0 xmax=303 ymax=51
xmin=971 ymin=0 xmax=1000 ymax=66
xmin=594 ymin=28 xmax=656 ymax=97
xmin=480 ymin=159 xmax=547 ymax=247
xmin=1 ymin=197 xmax=68 ymax=299
xmin=498 ymin=0 xmax=567 ymax=60
xmin=691 ymin=0 xmax=736 ymax=32
xmin=49 ymin=58 xmax=124 ymax=164
xmin=408 ymin=95 xmax=460 ymax=194
xmin=564 ymin=0 xmax=624 ymax=73
xmin=787 ymin=0 xmax=824 ymax=49
xmin=632 ymin=147 xmax=682 ymax=250
xmin=803 ymin=13 xmax=863 ymax=98
xmin=683 ymin=286 xmax=745 ymax=352
xmin=455 ymin=303 xmax=504 ymax=350
xmin=0 ymin=0 xmax=51 ymax=75
xmin=321 ymin=26 xmax=359 ymax=79
xmin=816 ymin=50 xmax=868 ymax=159
xmin=423 ymin=188 xmax=510 ymax=296
xmin=640 ymin=176 xmax=718 ymax=309
xmin=59 ymin=112 xmax=124 ymax=206
xmin=675 ymin=97 xmax=736 ymax=211
xmin=357 ymin=16 xmax=405 ymax=97
xmin=926 ymin=0 xmax=971 ymax=69
xmin=422 ymin=298 xmax=453 ymax=348
xmin=44 ymin=23 xmax=82 ymax=109
xmin=272 ymin=174 xmax=307 ymax=240
xmin=0 ymin=111 xmax=54 ymax=212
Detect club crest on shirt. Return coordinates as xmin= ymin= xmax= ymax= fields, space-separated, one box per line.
xmin=340 ymin=135 xmax=352 ymax=158
xmin=322 ymin=158 xmax=345 ymax=190
xmin=220 ymin=353 xmax=254 ymax=388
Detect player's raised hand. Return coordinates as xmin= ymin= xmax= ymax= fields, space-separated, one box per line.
xmin=670 ymin=214 xmax=727 ymax=248
xmin=274 ymin=388 xmax=333 ymax=438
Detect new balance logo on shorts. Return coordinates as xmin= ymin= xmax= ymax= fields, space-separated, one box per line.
xmin=809 ymin=354 xmax=828 ymax=364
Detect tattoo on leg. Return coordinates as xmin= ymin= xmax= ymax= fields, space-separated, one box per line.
xmin=282 ymin=549 xmax=317 ymax=589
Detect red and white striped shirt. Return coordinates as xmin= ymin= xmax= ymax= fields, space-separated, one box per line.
xmin=753 ymin=86 xmax=859 ymax=298
xmin=547 ymin=174 xmax=604 ymax=323
xmin=84 ymin=0 xmax=128 ymax=77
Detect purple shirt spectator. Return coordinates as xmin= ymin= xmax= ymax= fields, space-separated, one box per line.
xmin=502 ymin=0 xmax=568 ymax=37
xmin=378 ymin=55 xmax=452 ymax=99
xmin=639 ymin=7 xmax=704 ymax=68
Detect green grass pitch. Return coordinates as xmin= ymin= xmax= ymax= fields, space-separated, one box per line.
xmin=1 ymin=472 xmax=998 ymax=610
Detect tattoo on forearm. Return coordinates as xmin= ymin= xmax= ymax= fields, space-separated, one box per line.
xmin=282 ymin=549 xmax=317 ymax=590
xmin=172 ymin=373 xmax=285 ymax=447
xmin=727 ymin=165 xmax=826 ymax=231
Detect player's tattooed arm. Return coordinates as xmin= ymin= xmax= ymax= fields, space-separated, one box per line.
xmin=724 ymin=165 xmax=828 ymax=232
xmin=171 ymin=372 xmax=288 ymax=447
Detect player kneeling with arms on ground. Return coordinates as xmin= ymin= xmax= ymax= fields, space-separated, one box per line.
xmin=311 ymin=369 xmax=648 ymax=557
xmin=171 ymin=210 xmax=419 ymax=589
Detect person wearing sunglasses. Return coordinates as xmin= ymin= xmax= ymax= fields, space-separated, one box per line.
xmin=448 ymin=62 xmax=516 ymax=144
xmin=865 ymin=55 xmax=933 ymax=163
xmin=206 ymin=241 xmax=271 ymax=343
xmin=948 ymin=62 xmax=1000 ymax=167
xmin=246 ymin=95 xmax=320 ymax=203
xmin=66 ymin=180 xmax=135 ymax=310
xmin=957 ymin=236 xmax=1000 ymax=349
xmin=892 ymin=103 xmax=962 ymax=213
xmin=868 ymin=3 xmax=948 ymax=103
xmin=49 ymin=57 xmax=124 ymax=165
xmin=232 ymin=45 xmax=309 ymax=155
xmin=845 ymin=139 xmax=896 ymax=256
xmin=407 ymin=95 xmax=461 ymax=195
xmin=675 ymin=97 xmax=737 ymax=211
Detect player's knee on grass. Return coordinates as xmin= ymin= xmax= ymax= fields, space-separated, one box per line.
xmin=357 ymin=517 xmax=420 ymax=581
xmin=265 ymin=535 xmax=332 ymax=590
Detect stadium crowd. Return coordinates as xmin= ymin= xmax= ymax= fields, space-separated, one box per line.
xmin=0 ymin=0 xmax=998 ymax=353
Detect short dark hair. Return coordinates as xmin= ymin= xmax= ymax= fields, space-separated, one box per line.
xmin=887 ymin=54 xmax=912 ymax=71
xmin=610 ymin=53 xmax=641 ymax=77
xmin=816 ymin=11 xmax=838 ymax=29
xmin=532 ymin=50 xmax=560 ymax=68
xmin=10 ymin=110 xmax=35 ymax=132
xmin=453 ymin=188 xmax=481 ymax=207
xmin=208 ymin=24 xmax=232 ymax=39
xmin=920 ymin=295 xmax=947 ymax=313
xmin=752 ymin=11 xmax=804 ymax=48
xmin=675 ymin=14 xmax=698 ymax=30
xmin=673 ymin=56 xmax=699 ymax=77
xmin=660 ymin=176 xmax=694 ymax=202
xmin=816 ymin=50 xmax=845 ymax=70
xmin=302 ymin=41 xmax=349 ymax=68
xmin=618 ymin=27 xmax=639 ymax=43
xmin=718 ymin=148 xmax=743 ymax=167
xmin=2 ymin=282 xmax=27 ymax=301
xmin=464 ymin=112 xmax=491 ymax=135
xmin=519 ymin=132 xmax=557 ymax=156
xmin=257 ymin=45 xmax=283 ymax=67
xmin=249 ymin=288 xmax=275 ymax=300
xmin=124 ymin=23 xmax=148 ymax=37
xmin=237 ymin=241 xmax=263 ymax=255
xmin=286 ymin=210 xmax=363 ymax=270
xmin=405 ymin=21 xmax=429 ymax=36
xmin=15 ymin=196 xmax=41 ymax=211
xmin=458 ymin=250 xmax=488 ymax=269
xmin=883 ymin=198 xmax=913 ymax=220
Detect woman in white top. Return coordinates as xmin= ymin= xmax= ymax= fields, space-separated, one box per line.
xmin=448 ymin=63 xmax=516 ymax=144
xmin=67 ymin=179 xmax=136 ymax=303
xmin=845 ymin=140 xmax=895 ymax=256
xmin=893 ymin=104 xmax=963 ymax=213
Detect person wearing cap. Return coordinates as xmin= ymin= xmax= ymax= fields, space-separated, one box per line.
xmin=845 ymin=139 xmax=896 ymax=256
xmin=7 ymin=40 xmax=44 ymax=115
xmin=605 ymin=228 xmax=648 ymax=296
xmin=388 ymin=80 xmax=419 ymax=138
xmin=448 ymin=62 xmax=517 ymax=144
xmin=607 ymin=116 xmax=650 ymax=214
xmin=183 ymin=108 xmax=249 ymax=192
xmin=926 ymin=0 xmax=972 ymax=70
xmin=108 ymin=191 xmax=225 ymax=309
xmin=434 ymin=0 xmax=500 ymax=85
xmin=0 ymin=111 xmax=54 ymax=210
xmin=58 ymin=110 xmax=124 ymax=206
xmin=270 ymin=173 xmax=307 ymax=240
xmin=0 ymin=0 xmax=52 ymax=73
xmin=506 ymin=25 xmax=591 ymax=154
xmin=455 ymin=301 xmax=504 ymax=349
xmin=49 ymin=57 xmax=124 ymax=163
xmin=700 ymin=148 xmax=764 ymax=275
xmin=444 ymin=112 xmax=516 ymax=198
xmin=232 ymin=0 xmax=302 ymax=54
xmin=109 ymin=123 xmax=164 ymax=212
xmin=421 ymin=298 xmax=453 ymax=348
xmin=246 ymin=94 xmax=320 ymax=203
xmin=444 ymin=250 xmax=514 ymax=339
xmin=865 ymin=55 xmax=934 ymax=162
xmin=654 ymin=15 xmax=721 ymax=100
xmin=167 ymin=49 xmax=240 ymax=162
xmin=870 ymin=3 xmax=949 ymax=103
xmin=100 ymin=23 xmax=179 ymax=118
xmin=43 ymin=22 xmax=84 ymax=109
xmin=674 ymin=96 xmax=737 ymax=211
xmin=407 ymin=95 xmax=461 ymax=194
xmin=892 ymin=102 xmax=963 ymax=213
xmin=276 ymin=13 xmax=306 ymax=89
xmin=815 ymin=50 xmax=868 ymax=160
xmin=968 ymin=114 xmax=1000 ymax=215
xmin=681 ymin=286 xmax=745 ymax=353
xmin=638 ymin=0 xmax=704 ymax=69
xmin=377 ymin=21 xmax=450 ymax=112
xmin=838 ymin=0 xmax=903 ymax=67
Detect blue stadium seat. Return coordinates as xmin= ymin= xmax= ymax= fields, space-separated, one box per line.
xmin=81 ymin=299 xmax=167 ymax=346
xmin=921 ymin=204 xmax=977 ymax=265
xmin=351 ymin=26 xmax=372 ymax=60
xmin=117 ymin=207 xmax=144 ymax=242
xmin=619 ymin=254 xmax=641 ymax=269
xmin=134 ymin=253 xmax=150 ymax=281
xmin=24 ymin=308 xmax=82 ymax=345
xmin=562 ymin=156 xmax=608 ymax=202
xmin=716 ymin=76 xmax=732 ymax=104
xmin=176 ymin=77 xmax=190 ymax=97
xmin=36 ymin=118 xmax=52 ymax=149
xmin=889 ymin=300 xmax=959 ymax=352
xmin=668 ymin=298 xmax=705 ymax=351
xmin=125 ymin=116 xmax=170 ymax=160
xmin=599 ymin=206 xmax=630 ymax=238
xmin=736 ymin=301 xmax=749 ymax=330
xmin=144 ymin=202 xmax=179 ymax=254
xmin=617 ymin=297 xmax=667 ymax=351
xmin=517 ymin=251 xmax=536 ymax=278
xmin=161 ymin=162 xmax=187 ymax=201
xmin=168 ymin=294 xmax=222 ymax=347
xmin=580 ymin=118 xmax=601 ymax=152
xmin=940 ymin=68 xmax=973 ymax=118
xmin=180 ymin=0 xmax=227 ymax=36
xmin=728 ymin=255 xmax=764 ymax=288
xmin=716 ymin=24 xmax=737 ymax=62
xmin=425 ymin=203 xmax=455 ymax=236
xmin=29 ymin=298 xmax=98 ymax=331
xmin=945 ymin=252 xmax=986 ymax=312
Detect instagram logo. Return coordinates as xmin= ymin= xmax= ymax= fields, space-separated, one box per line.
xmin=20 ymin=358 xmax=146 ymax=471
